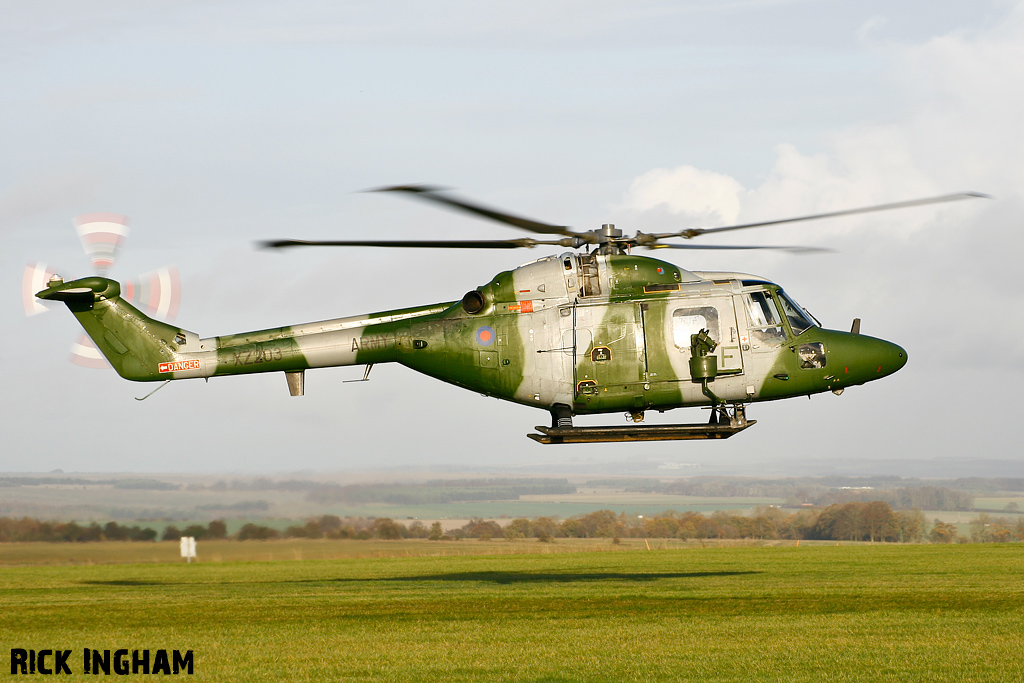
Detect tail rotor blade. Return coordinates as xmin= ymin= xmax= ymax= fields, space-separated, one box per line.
xmin=70 ymin=334 xmax=108 ymax=369
xmin=124 ymin=266 xmax=181 ymax=320
xmin=74 ymin=213 xmax=129 ymax=274
xmin=22 ymin=262 xmax=57 ymax=316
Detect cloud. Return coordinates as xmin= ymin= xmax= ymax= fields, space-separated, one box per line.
xmin=895 ymin=7 xmax=1024 ymax=196
xmin=617 ymin=131 xmax=945 ymax=248
xmin=857 ymin=15 xmax=889 ymax=42
xmin=620 ymin=165 xmax=745 ymax=226
xmin=0 ymin=0 xmax=889 ymax=55
xmin=621 ymin=3 xmax=1024 ymax=241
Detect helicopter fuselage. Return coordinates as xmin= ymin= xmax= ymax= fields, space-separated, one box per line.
xmin=39 ymin=252 xmax=907 ymax=426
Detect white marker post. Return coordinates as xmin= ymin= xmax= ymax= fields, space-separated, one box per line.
xmin=179 ymin=536 xmax=196 ymax=563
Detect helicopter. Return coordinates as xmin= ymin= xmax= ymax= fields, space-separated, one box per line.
xmin=35 ymin=185 xmax=985 ymax=443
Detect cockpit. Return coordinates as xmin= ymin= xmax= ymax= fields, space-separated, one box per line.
xmin=741 ymin=287 xmax=818 ymax=349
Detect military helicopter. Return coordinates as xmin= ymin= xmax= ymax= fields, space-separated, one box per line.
xmin=35 ymin=186 xmax=984 ymax=443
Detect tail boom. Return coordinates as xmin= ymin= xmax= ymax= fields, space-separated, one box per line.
xmin=37 ymin=276 xmax=452 ymax=384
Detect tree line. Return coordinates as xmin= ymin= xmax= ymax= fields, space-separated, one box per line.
xmin=3 ymin=503 xmax=1021 ymax=544
xmin=0 ymin=518 xmax=161 ymax=543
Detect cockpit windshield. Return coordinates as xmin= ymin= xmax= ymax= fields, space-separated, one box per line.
xmin=776 ymin=290 xmax=817 ymax=336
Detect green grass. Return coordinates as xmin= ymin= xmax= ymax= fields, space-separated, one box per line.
xmin=2 ymin=543 xmax=1023 ymax=681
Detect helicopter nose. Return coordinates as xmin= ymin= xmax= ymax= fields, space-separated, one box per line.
xmin=874 ymin=338 xmax=908 ymax=378
xmin=844 ymin=334 xmax=907 ymax=383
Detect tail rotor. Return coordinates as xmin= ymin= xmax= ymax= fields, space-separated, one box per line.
xmin=24 ymin=214 xmax=181 ymax=369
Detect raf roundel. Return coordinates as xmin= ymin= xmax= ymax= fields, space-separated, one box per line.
xmin=475 ymin=325 xmax=495 ymax=346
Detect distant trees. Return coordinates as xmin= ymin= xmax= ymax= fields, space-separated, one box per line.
xmin=970 ymin=514 xmax=1015 ymax=543
xmin=0 ymin=518 xmax=160 ymax=543
xmin=207 ymin=520 xmax=228 ymax=539
xmin=102 ymin=521 xmax=158 ymax=542
xmin=162 ymin=520 xmax=229 ymax=541
xmin=896 ymin=509 xmax=926 ymax=543
xmin=485 ymin=505 xmax=1018 ymax=545
xmin=284 ymin=520 xmax=323 ymax=538
xmin=460 ymin=519 xmax=503 ymax=540
xmin=2 ymin=506 xmax=1021 ymax=545
xmin=236 ymin=523 xmax=279 ymax=540
xmin=371 ymin=518 xmax=404 ymax=540
xmin=929 ymin=521 xmax=960 ymax=544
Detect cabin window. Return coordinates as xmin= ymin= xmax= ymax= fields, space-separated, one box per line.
xmin=673 ymin=306 xmax=720 ymax=351
xmin=777 ymin=290 xmax=816 ymax=336
xmin=742 ymin=291 xmax=785 ymax=348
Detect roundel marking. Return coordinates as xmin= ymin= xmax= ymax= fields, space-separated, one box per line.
xmin=476 ymin=326 xmax=495 ymax=346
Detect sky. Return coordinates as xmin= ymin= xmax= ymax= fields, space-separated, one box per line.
xmin=2 ymin=0 xmax=1021 ymax=475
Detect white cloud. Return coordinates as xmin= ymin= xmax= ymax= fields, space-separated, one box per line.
xmin=623 ymin=3 xmax=1024 ymax=242
xmin=895 ymin=7 xmax=1024 ymax=196
xmin=857 ymin=15 xmax=889 ymax=42
xmin=620 ymin=165 xmax=744 ymax=225
xmin=619 ymin=130 xmax=943 ymax=246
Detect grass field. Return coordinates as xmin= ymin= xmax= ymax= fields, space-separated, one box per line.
xmin=2 ymin=541 xmax=1022 ymax=682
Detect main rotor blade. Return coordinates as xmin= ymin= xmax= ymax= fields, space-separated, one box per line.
xmin=371 ymin=185 xmax=586 ymax=238
xmin=260 ymin=238 xmax=565 ymax=250
xmin=667 ymin=192 xmax=990 ymax=239
xmin=649 ymin=243 xmax=831 ymax=254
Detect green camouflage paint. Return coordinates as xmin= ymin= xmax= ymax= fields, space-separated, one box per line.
xmin=38 ymin=254 xmax=906 ymax=423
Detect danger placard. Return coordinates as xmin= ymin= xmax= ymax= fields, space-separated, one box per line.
xmin=159 ymin=359 xmax=200 ymax=373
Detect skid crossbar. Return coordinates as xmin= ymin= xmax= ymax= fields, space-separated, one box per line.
xmin=527 ymin=420 xmax=755 ymax=444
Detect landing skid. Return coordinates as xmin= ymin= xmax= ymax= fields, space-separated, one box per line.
xmin=527 ymin=420 xmax=756 ymax=444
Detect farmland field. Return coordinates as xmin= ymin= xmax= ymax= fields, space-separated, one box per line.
xmin=2 ymin=541 xmax=1022 ymax=681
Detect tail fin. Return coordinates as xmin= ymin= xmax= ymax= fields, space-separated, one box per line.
xmin=36 ymin=276 xmax=195 ymax=381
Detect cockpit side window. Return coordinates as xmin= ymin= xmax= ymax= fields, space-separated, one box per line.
xmin=776 ymin=290 xmax=816 ymax=336
xmin=742 ymin=291 xmax=785 ymax=349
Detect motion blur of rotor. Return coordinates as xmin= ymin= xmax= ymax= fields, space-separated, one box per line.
xmin=260 ymin=184 xmax=988 ymax=256
xmin=23 ymin=214 xmax=181 ymax=368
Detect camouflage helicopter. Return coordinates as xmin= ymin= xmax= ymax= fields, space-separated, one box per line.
xmin=35 ymin=186 xmax=983 ymax=443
